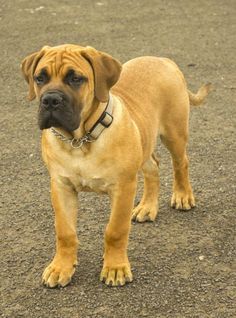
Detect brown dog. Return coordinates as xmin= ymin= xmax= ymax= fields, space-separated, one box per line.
xmin=21 ymin=44 xmax=210 ymax=287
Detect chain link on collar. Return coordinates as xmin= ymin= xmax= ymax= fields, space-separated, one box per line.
xmin=50 ymin=128 xmax=94 ymax=149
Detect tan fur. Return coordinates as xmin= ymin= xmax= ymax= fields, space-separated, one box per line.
xmin=188 ymin=83 xmax=211 ymax=106
xmin=21 ymin=45 xmax=210 ymax=287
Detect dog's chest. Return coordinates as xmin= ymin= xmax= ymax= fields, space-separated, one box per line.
xmin=76 ymin=176 xmax=110 ymax=193
xmin=59 ymin=152 xmax=113 ymax=194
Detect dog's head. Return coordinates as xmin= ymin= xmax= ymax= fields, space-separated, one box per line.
xmin=21 ymin=44 xmax=122 ymax=131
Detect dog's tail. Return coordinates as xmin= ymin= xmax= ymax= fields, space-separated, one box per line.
xmin=188 ymin=83 xmax=212 ymax=106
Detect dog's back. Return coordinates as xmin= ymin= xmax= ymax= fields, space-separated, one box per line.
xmin=112 ymin=56 xmax=189 ymax=159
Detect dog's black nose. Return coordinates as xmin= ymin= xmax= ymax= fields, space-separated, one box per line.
xmin=41 ymin=92 xmax=63 ymax=109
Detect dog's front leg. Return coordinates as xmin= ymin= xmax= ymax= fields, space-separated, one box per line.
xmin=101 ymin=178 xmax=137 ymax=286
xmin=42 ymin=179 xmax=79 ymax=288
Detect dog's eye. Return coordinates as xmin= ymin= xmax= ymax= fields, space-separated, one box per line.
xmin=69 ymin=76 xmax=85 ymax=85
xmin=64 ymin=70 xmax=87 ymax=87
xmin=72 ymin=76 xmax=82 ymax=83
xmin=34 ymin=74 xmax=47 ymax=86
xmin=35 ymin=76 xmax=44 ymax=84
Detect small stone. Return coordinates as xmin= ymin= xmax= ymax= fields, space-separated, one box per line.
xmin=35 ymin=6 xmax=44 ymax=11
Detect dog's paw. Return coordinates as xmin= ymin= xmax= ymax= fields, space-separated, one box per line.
xmin=171 ymin=191 xmax=195 ymax=210
xmin=100 ymin=263 xmax=133 ymax=287
xmin=132 ymin=203 xmax=158 ymax=222
xmin=42 ymin=259 xmax=77 ymax=288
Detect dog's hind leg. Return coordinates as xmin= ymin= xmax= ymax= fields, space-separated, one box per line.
xmin=132 ymin=153 xmax=160 ymax=222
xmin=160 ymin=126 xmax=195 ymax=210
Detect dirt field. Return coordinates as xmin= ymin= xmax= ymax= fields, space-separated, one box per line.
xmin=1 ymin=0 xmax=235 ymax=317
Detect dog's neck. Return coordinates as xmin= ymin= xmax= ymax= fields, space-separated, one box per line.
xmin=84 ymin=96 xmax=113 ymax=138
xmin=50 ymin=95 xmax=113 ymax=149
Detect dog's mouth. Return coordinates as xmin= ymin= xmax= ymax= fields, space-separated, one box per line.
xmin=38 ymin=108 xmax=80 ymax=131
xmin=39 ymin=113 xmax=56 ymax=129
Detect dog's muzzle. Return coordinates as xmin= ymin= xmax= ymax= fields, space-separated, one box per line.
xmin=38 ymin=90 xmax=79 ymax=131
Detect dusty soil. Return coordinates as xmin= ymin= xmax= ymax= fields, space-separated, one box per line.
xmin=0 ymin=0 xmax=235 ymax=317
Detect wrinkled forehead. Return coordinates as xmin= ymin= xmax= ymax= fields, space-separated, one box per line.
xmin=35 ymin=46 xmax=90 ymax=76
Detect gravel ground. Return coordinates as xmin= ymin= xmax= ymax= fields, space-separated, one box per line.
xmin=0 ymin=0 xmax=235 ymax=317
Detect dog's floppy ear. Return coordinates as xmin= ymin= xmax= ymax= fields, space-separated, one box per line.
xmin=81 ymin=47 xmax=122 ymax=102
xmin=21 ymin=49 xmax=46 ymax=101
